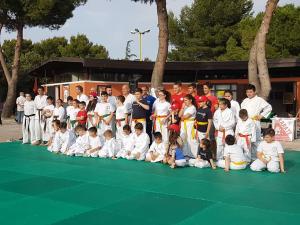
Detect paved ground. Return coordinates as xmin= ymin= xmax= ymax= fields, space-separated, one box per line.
xmin=0 ymin=118 xmax=299 ymax=150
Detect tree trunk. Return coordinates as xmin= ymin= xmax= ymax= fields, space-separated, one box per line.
xmin=151 ymin=0 xmax=168 ymax=90
xmin=248 ymin=33 xmax=261 ymax=93
xmin=256 ymin=0 xmax=279 ymax=100
xmin=1 ymin=24 xmax=23 ymax=117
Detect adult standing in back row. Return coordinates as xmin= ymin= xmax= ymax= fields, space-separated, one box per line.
xmin=16 ymin=92 xmax=26 ymax=124
xmin=171 ymin=81 xmax=186 ymax=109
xmin=122 ymin=84 xmax=136 ymax=119
xmin=76 ymin=85 xmax=89 ymax=105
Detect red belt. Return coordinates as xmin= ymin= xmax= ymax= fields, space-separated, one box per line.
xmin=116 ymin=118 xmax=125 ymax=127
xmin=239 ymin=133 xmax=251 ymax=148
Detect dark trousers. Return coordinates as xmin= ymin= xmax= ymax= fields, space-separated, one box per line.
xmin=0 ymin=111 xmax=2 ymax=125
xmin=146 ymin=118 xmax=153 ymax=143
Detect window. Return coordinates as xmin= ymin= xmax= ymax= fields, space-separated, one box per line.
xmin=212 ymin=84 xmax=237 ymax=100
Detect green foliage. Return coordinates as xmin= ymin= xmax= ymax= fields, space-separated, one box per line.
xmin=168 ymin=0 xmax=253 ymax=61
xmin=169 ymin=2 xmax=300 ymax=61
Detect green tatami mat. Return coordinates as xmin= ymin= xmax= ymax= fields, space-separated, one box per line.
xmin=0 ymin=142 xmax=299 ymax=225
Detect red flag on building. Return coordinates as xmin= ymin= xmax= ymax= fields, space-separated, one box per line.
xmin=33 ymin=77 xmax=38 ymax=94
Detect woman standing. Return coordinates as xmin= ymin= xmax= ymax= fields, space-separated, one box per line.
xmin=152 ymin=90 xmax=171 ymax=144
xmin=179 ymin=94 xmax=198 ymax=158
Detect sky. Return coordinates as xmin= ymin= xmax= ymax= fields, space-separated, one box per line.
xmin=1 ymin=0 xmax=300 ymax=60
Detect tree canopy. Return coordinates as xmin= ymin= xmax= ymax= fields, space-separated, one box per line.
xmin=168 ymin=1 xmax=300 ymax=61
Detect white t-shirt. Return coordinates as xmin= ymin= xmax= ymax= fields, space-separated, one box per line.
xmin=77 ymin=94 xmax=89 ymax=105
xmin=124 ymin=93 xmax=136 ymax=114
xmin=116 ymin=105 xmax=128 ymax=120
xmin=183 ymin=105 xmax=196 ymax=119
xmin=53 ymin=106 xmax=65 ymax=121
xmin=16 ymin=96 xmax=26 ymax=111
xmin=153 ymin=100 xmax=171 ymax=116
xmin=224 ymin=144 xmax=247 ymax=162
xmin=94 ymin=102 xmax=114 ymax=116
xmin=88 ymin=135 xmax=103 ymax=149
xmin=257 ymin=141 xmax=284 ymax=162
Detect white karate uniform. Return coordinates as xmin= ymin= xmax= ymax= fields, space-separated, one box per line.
xmin=241 ymin=95 xmax=272 ymax=158
xmin=22 ymin=100 xmax=36 ymax=144
xmin=98 ymin=138 xmax=118 ymax=158
xmin=230 ymin=100 xmax=240 ymax=122
xmin=152 ymin=100 xmax=171 ymax=144
xmin=68 ymin=107 xmax=80 ymax=130
xmin=58 ymin=130 xmax=77 ymax=153
xmin=115 ymin=105 xmax=128 ymax=140
xmin=180 ymin=105 xmax=197 ymax=158
xmin=87 ymin=135 xmax=103 ymax=157
xmin=124 ymin=93 xmax=135 ymax=115
xmin=127 ymin=132 xmax=150 ymax=161
xmin=145 ymin=142 xmax=166 ymax=163
xmin=42 ymin=104 xmax=55 ymax=142
xmin=250 ymin=141 xmax=284 ymax=173
xmin=87 ymin=111 xmax=97 ymax=129
xmin=235 ymin=118 xmax=257 ymax=162
xmin=67 ymin=133 xmax=90 ymax=156
xmin=77 ymin=94 xmax=89 ymax=105
xmin=53 ymin=106 xmax=65 ymax=122
xmin=216 ymin=144 xmax=248 ymax=170
xmin=116 ymin=133 xmax=134 ymax=158
xmin=33 ymin=95 xmax=47 ymax=142
xmin=213 ymin=108 xmax=236 ymax=160
xmin=47 ymin=131 xmax=60 ymax=152
xmin=94 ymin=102 xmax=114 ymax=136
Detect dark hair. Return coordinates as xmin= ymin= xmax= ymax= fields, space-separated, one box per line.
xmin=88 ymin=126 xmax=97 ymax=134
xmin=75 ymin=124 xmax=86 ymax=131
xmin=73 ymin=99 xmax=80 ymax=104
xmin=67 ymin=96 xmax=73 ymax=101
xmin=264 ymin=128 xmax=275 ymax=137
xmin=79 ymin=101 xmax=86 ymax=106
xmin=105 ymin=85 xmax=112 ymax=90
xmin=76 ymin=85 xmax=83 ymax=92
xmin=203 ymin=82 xmax=213 ymax=89
xmin=104 ymin=129 xmax=113 ymax=137
xmin=38 ymin=86 xmax=45 ymax=91
xmin=101 ymin=91 xmax=108 ymax=96
xmin=117 ymin=95 xmax=125 ymax=103
xmin=224 ymin=90 xmax=233 ymax=96
xmin=188 ymin=83 xmax=197 ymax=89
xmin=169 ymin=131 xmax=179 ymax=145
xmin=135 ymin=88 xmax=143 ymax=94
xmin=57 ymin=99 xmax=63 ymax=104
xmin=225 ymin=135 xmax=235 ymax=145
xmin=153 ymin=132 xmax=162 ymax=140
xmin=123 ymin=124 xmax=131 ymax=132
xmin=184 ymin=94 xmax=198 ymax=109
xmin=201 ymin=138 xmax=211 ymax=149
xmin=86 ymin=98 xmax=97 ymax=112
xmin=219 ymin=98 xmax=231 ymax=109
xmin=159 ymin=89 xmax=171 ymax=103
xmin=47 ymin=96 xmax=53 ymax=101
xmin=174 ymin=81 xmax=182 ymax=87
xmin=52 ymin=120 xmax=61 ymax=128
xmin=239 ymin=109 xmax=248 ymax=119
xmin=134 ymin=122 xmax=143 ymax=130
xmin=60 ymin=122 xmax=67 ymax=129
xmin=246 ymin=84 xmax=256 ymax=92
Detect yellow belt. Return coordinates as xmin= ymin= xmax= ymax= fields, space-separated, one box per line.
xmin=183 ymin=118 xmax=195 ymax=139
xmin=197 ymin=121 xmax=208 ymax=125
xmin=251 ymin=116 xmax=259 ymax=121
xmin=156 ymin=115 xmax=167 ymax=132
xmin=232 ymin=161 xmax=247 ymax=165
xmin=133 ymin=118 xmax=146 ymax=123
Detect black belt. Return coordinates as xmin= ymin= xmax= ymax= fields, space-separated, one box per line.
xmin=37 ymin=109 xmax=43 ymax=122
xmin=24 ymin=114 xmax=35 ymax=132
xmin=53 ymin=116 xmax=59 ymax=120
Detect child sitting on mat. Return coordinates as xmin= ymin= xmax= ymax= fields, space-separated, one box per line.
xmin=56 ymin=122 xmax=76 ymax=154
xmin=116 ymin=125 xmax=134 ymax=159
xmin=250 ymin=128 xmax=285 ymax=173
xmin=98 ymin=130 xmax=118 ymax=159
xmin=189 ymin=138 xmax=216 ymax=169
xmin=85 ymin=127 xmax=103 ymax=157
xmin=145 ymin=132 xmax=166 ymax=163
xmin=47 ymin=120 xmax=61 ymax=152
xmin=216 ymin=135 xmax=248 ymax=171
xmin=164 ymin=131 xmax=186 ymax=169
xmin=126 ymin=123 xmax=150 ymax=161
xmin=66 ymin=124 xmax=89 ymax=156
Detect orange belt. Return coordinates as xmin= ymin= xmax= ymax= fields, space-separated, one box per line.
xmin=239 ymin=133 xmax=251 ymax=149
xmin=133 ymin=118 xmax=146 ymax=124
xmin=153 ymin=115 xmax=167 ymax=132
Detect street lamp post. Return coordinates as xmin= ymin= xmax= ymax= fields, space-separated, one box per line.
xmin=130 ymin=28 xmax=150 ymax=61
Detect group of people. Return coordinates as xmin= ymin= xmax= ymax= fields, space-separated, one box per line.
xmin=21 ymin=82 xmax=286 ymax=173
